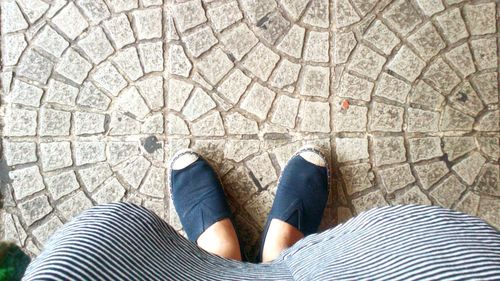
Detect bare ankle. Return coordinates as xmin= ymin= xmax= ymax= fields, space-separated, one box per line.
xmin=197 ymin=219 xmax=242 ymax=261
xmin=262 ymin=219 xmax=304 ymax=262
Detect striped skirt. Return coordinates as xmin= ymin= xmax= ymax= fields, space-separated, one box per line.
xmin=23 ymin=203 xmax=500 ymax=280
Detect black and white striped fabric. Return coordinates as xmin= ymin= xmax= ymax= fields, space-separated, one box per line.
xmin=23 ymin=203 xmax=500 ymax=280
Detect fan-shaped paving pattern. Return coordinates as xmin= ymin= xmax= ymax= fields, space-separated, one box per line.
xmin=1 ymin=0 xmax=498 ymax=259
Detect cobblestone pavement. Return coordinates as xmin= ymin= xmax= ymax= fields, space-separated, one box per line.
xmin=1 ymin=0 xmax=499 ymax=258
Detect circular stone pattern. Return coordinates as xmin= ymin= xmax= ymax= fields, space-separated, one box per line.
xmin=1 ymin=0 xmax=499 ymax=259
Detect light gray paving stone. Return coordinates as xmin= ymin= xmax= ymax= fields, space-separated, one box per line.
xmin=225 ymin=112 xmax=259 ymax=134
xmin=463 ymin=3 xmax=496 ymax=36
xmin=351 ymin=0 xmax=378 ymax=16
xmin=423 ymin=58 xmax=461 ymax=95
xmin=349 ymin=45 xmax=386 ymax=80
xmin=32 ymin=26 xmax=69 ymax=57
xmin=369 ymin=102 xmax=404 ymax=132
xmin=478 ymin=197 xmax=500 ymax=229
xmin=52 ymin=2 xmax=89 ymax=40
xmin=407 ymin=108 xmax=440 ymax=132
xmin=3 ymin=107 xmax=37 ymax=136
xmin=91 ymin=62 xmax=127 ymax=96
xmin=118 ymin=156 xmax=151 ymax=189
xmin=223 ymin=166 xmax=258 ymax=204
xmin=414 ymin=161 xmax=449 ymax=189
xmin=476 ymin=137 xmax=499 ymax=161
xmin=239 ymin=0 xmax=276 ymax=23
xmin=17 ymin=0 xmax=48 ymax=23
xmin=304 ymin=31 xmax=329 ymax=63
xmin=352 ymin=190 xmax=387 ymax=214
xmin=378 ymin=163 xmax=415 ymax=193
xmin=298 ymin=65 xmax=329 ymax=98
xmin=3 ymin=213 xmax=27 ymax=246
xmin=74 ymin=112 xmax=106 ymax=135
xmin=220 ymin=23 xmax=258 ymax=61
xmin=382 ymin=0 xmax=421 ymax=35
xmin=375 ymin=73 xmax=411 ymax=103
xmin=302 ymin=0 xmax=328 ymax=28
xmin=46 ymin=79 xmax=79 ymax=106
xmin=224 ymin=140 xmax=260 ymax=162
xmin=114 ymin=87 xmax=149 ymax=120
xmin=57 ymin=191 xmax=93 ymax=220
xmin=78 ymin=163 xmax=113 ymax=192
xmin=136 ymin=75 xmax=164 ymax=110
xmin=269 ymin=59 xmax=301 ymax=92
xmin=409 ymin=80 xmax=445 ymax=110
xmin=2 ymin=33 xmax=27 ymax=66
xmin=191 ymin=111 xmax=225 ymax=136
xmin=17 ymin=49 xmax=53 ymax=83
xmin=168 ymin=44 xmax=193 ymax=77
xmin=279 ymin=0 xmax=308 ymax=21
xmin=10 ymin=166 xmax=45 ymax=200
xmin=335 ymin=138 xmax=369 ymax=163
xmin=475 ymin=163 xmax=499 ymax=197
xmin=39 ymin=107 xmax=71 ymax=136
xmin=19 ymin=195 xmax=53 ymax=226
xmin=472 ymin=72 xmax=498 ymax=105
xmin=271 ymin=95 xmax=300 ymax=128
xmin=139 ymin=167 xmax=166 ymax=198
xmin=271 ymin=142 xmax=302 ymax=169
xmin=452 ymin=151 xmax=486 ymax=185
xmin=372 ymin=137 xmax=406 ymax=166
xmin=334 ymin=31 xmax=356 ymax=64
xmin=240 ymin=83 xmax=276 ymax=120
xmin=168 ymin=78 xmax=194 ymax=111
xmin=92 ymin=178 xmax=126 ymax=204
xmin=167 ymin=113 xmax=189 ymax=135
xmin=430 ymin=175 xmax=466 ymax=208
xmin=338 ymin=73 xmax=373 ymax=101
xmin=242 ymin=43 xmax=280 ymax=81
xmin=445 ymin=43 xmax=475 ymax=78
xmin=455 ymin=191 xmax=480 ymax=216
xmin=55 ymin=48 xmax=92 ymax=84
xmin=112 ymin=47 xmax=144 ymax=81
xmin=182 ymin=87 xmax=216 ymax=121
xmin=46 ymin=0 xmax=67 ymax=18
xmin=108 ymin=0 xmax=138 ymax=12
xmin=137 ymin=42 xmax=163 ymax=73
xmin=340 ymin=163 xmax=373 ymax=195
xmin=132 ymin=7 xmax=162 ymax=40
xmin=142 ymin=113 xmax=164 ymax=134
xmin=183 ymin=26 xmax=217 ymax=58
xmin=435 ymin=8 xmax=469 ymax=44
xmin=409 ymin=137 xmax=443 ymax=162
xmin=440 ymin=106 xmax=474 ymax=131
xmin=1 ymin=0 xmax=29 ymax=33
xmin=334 ymin=0 xmax=360 ymax=28
xmin=363 ymin=20 xmax=399 ymax=55
xmin=206 ymin=0 xmax=242 ymax=32
xmin=140 ymin=0 xmax=162 ymax=5
xmin=246 ymin=190 xmax=274 ymax=227
xmin=77 ymin=82 xmax=111 ymax=110
xmin=277 ymin=24 xmax=305 ymax=59
xmin=255 ymin=11 xmax=288 ymax=45
xmin=387 ymin=46 xmax=425 ymax=82
xmin=172 ymin=0 xmax=207 ymax=32
xmin=475 ymin=110 xmax=500 ymax=132
xmin=299 ymin=101 xmax=330 ymax=133
xmin=471 ymin=37 xmax=497 ymax=71
xmin=449 ymin=82 xmax=483 ymax=117
xmin=45 ymin=171 xmax=79 ymax=200
xmin=393 ymin=185 xmax=431 ymax=205
xmin=197 ymin=48 xmax=234 ymax=84
xmin=246 ymin=153 xmax=277 ymax=188
xmin=333 ymin=104 xmax=368 ymax=132
xmin=143 ymin=199 xmax=166 ymax=220
xmin=9 ymin=79 xmax=43 ymax=107
xmin=109 ymin=112 xmax=141 ymax=135
xmin=415 ymin=0 xmax=444 ymax=16
xmin=3 ymin=141 xmax=37 ymax=166
xmin=76 ymin=0 xmax=111 ymax=25
xmin=103 ymin=14 xmax=136 ymax=49
xmin=40 ymin=142 xmax=72 ymax=171
xmin=78 ymin=27 xmax=114 ymax=64
xmin=74 ymin=141 xmax=106 ymax=166
xmin=407 ymin=22 xmax=445 ymax=62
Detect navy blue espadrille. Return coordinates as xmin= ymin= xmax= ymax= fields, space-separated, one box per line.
xmin=169 ymin=150 xmax=232 ymax=242
xmin=259 ymin=147 xmax=329 ymax=261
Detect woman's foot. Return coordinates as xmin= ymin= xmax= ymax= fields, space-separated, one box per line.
xmin=170 ymin=150 xmax=241 ymax=260
xmin=261 ymin=147 xmax=329 ymax=262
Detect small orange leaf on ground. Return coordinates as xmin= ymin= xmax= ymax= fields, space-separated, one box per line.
xmin=341 ymin=99 xmax=349 ymax=110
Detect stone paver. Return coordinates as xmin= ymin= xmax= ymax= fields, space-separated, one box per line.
xmin=1 ymin=0 xmax=498 ymax=260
